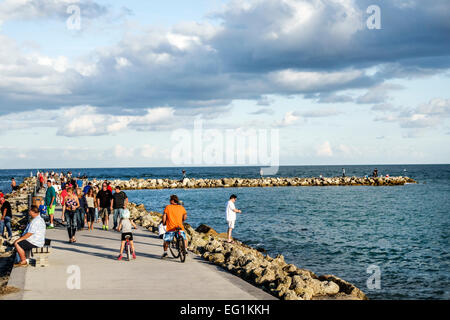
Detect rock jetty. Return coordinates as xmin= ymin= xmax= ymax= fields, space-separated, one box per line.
xmin=127 ymin=202 xmax=368 ymax=300
xmin=89 ymin=176 xmax=416 ymax=190
xmin=0 ymin=178 xmax=37 ymax=294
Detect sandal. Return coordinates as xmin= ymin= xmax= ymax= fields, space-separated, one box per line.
xmin=14 ymin=261 xmax=28 ymax=267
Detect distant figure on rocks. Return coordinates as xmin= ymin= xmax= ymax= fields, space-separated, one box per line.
xmin=13 ymin=205 xmax=46 ymax=267
xmin=260 ymin=168 xmax=263 ymax=179
xmin=226 ymin=194 xmax=242 ymax=244
xmin=11 ymin=178 xmax=19 ymax=191
xmin=372 ymin=168 xmax=378 ymax=177
xmin=161 ymin=194 xmax=187 ymax=259
xmin=182 ymin=170 xmax=187 ymax=179
xmin=342 ymin=168 xmax=346 ymax=177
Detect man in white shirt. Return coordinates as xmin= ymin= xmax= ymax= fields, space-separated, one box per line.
xmin=14 ymin=205 xmax=46 ymax=267
xmin=226 ymin=194 xmax=242 ymax=243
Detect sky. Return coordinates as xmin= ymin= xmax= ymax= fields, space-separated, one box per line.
xmin=0 ymin=0 xmax=449 ymax=169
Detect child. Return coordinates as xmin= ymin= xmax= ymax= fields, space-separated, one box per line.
xmin=117 ymin=210 xmax=137 ymax=260
xmin=37 ymin=199 xmax=49 ymax=225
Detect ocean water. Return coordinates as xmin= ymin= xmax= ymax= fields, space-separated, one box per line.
xmin=1 ymin=165 xmax=449 ymax=299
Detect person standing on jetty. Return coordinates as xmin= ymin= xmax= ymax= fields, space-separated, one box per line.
xmin=62 ymin=187 xmax=80 ymax=243
xmin=342 ymin=168 xmax=346 ymax=177
xmin=226 ymin=194 xmax=242 ymax=244
xmin=97 ymin=182 xmax=113 ymax=230
xmin=45 ymin=180 xmax=56 ymax=229
xmin=112 ymin=186 xmax=128 ymax=231
xmin=161 ymin=195 xmax=187 ymax=259
xmin=11 ymin=178 xmax=19 ymax=192
xmin=85 ymin=189 xmax=96 ymax=231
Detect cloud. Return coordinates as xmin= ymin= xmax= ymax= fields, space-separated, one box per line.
xmin=316 ymin=141 xmax=333 ymax=157
xmin=300 ymin=108 xmax=342 ymax=118
xmin=0 ymin=0 xmax=109 ymax=25
xmin=356 ymin=84 xmax=404 ymax=104
xmin=374 ymin=98 xmax=450 ymax=133
xmin=371 ymin=103 xmax=398 ymax=112
xmin=273 ymin=111 xmax=300 ymax=127
xmin=305 ymin=92 xmax=354 ymax=104
xmin=249 ymin=108 xmax=275 ymax=115
xmin=0 ymin=0 xmax=449 ymax=119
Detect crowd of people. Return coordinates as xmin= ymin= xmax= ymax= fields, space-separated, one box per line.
xmin=6 ymin=170 xmax=245 ymax=266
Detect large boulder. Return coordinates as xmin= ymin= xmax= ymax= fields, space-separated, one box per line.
xmin=319 ymin=275 xmax=368 ymax=300
xmin=195 ymin=224 xmax=218 ymax=237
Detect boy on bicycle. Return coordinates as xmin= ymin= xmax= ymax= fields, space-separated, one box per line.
xmin=161 ymin=195 xmax=187 ymax=259
xmin=117 ymin=210 xmax=137 ymax=260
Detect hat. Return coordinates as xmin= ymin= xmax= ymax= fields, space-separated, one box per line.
xmin=121 ymin=209 xmax=130 ymax=219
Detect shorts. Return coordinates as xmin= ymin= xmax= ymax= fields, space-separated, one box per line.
xmin=121 ymin=232 xmax=133 ymax=241
xmin=99 ymin=207 xmax=111 ymax=218
xmin=163 ymin=231 xmax=186 ymax=242
xmin=227 ymin=220 xmax=235 ymax=229
xmin=17 ymin=240 xmax=37 ymax=251
xmin=47 ymin=205 xmax=55 ymax=215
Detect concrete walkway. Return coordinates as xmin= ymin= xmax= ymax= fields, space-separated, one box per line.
xmin=2 ymin=206 xmax=275 ymax=300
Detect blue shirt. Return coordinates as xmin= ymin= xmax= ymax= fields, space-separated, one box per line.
xmin=38 ymin=204 xmax=47 ymax=216
xmin=83 ymin=185 xmax=91 ymax=195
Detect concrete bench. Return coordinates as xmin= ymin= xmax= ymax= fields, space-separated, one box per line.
xmin=26 ymin=239 xmax=51 ymax=267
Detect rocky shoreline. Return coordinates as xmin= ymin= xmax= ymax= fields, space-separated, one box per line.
xmin=3 ymin=177 xmax=369 ymax=300
xmin=90 ymin=176 xmax=416 ymax=190
xmin=128 ymin=202 xmax=368 ymax=300
xmin=0 ymin=178 xmax=36 ymax=295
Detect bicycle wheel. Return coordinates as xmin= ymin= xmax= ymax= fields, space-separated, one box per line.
xmin=178 ymin=237 xmax=186 ymax=263
xmin=169 ymin=236 xmax=180 ymax=258
xmin=126 ymin=241 xmax=130 ymax=261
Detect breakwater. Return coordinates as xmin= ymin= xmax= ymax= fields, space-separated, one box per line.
xmin=90 ymin=176 xmax=416 ymax=190
xmin=0 ymin=178 xmax=36 ymax=294
xmin=127 ymin=202 xmax=367 ymax=300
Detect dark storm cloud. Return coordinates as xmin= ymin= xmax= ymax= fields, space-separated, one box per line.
xmin=0 ymin=0 xmax=449 ymax=116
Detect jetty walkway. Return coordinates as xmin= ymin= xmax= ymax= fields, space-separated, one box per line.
xmin=2 ymin=204 xmax=274 ymax=300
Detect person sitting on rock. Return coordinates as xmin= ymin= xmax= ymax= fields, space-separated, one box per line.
xmin=161 ymin=195 xmax=187 ymax=259
xmin=13 ymin=205 xmax=46 ymax=267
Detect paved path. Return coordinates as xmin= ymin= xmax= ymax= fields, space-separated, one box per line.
xmin=2 ymin=206 xmax=275 ymax=300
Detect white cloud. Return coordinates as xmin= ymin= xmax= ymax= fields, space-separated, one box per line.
xmin=316 ymin=141 xmax=333 ymax=157
xmin=374 ymin=98 xmax=450 ymax=131
xmin=273 ymin=111 xmax=300 ymax=127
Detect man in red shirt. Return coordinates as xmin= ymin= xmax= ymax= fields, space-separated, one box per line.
xmin=161 ymin=195 xmax=187 ymax=259
xmin=60 ymin=185 xmax=70 ymax=222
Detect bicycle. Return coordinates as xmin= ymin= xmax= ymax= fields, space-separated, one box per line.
xmin=124 ymin=235 xmax=132 ymax=261
xmin=168 ymin=227 xmax=187 ymax=263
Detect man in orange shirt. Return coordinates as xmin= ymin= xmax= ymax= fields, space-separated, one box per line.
xmin=161 ymin=195 xmax=187 ymax=259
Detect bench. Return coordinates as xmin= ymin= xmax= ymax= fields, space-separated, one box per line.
xmin=25 ymin=239 xmax=51 ymax=267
